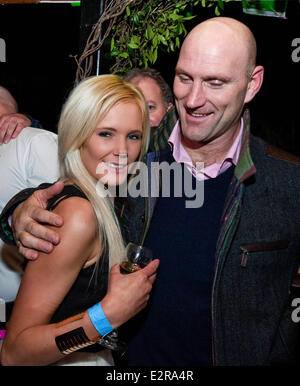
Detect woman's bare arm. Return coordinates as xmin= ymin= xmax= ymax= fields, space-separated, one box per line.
xmin=1 ymin=196 xmax=159 ymax=366
xmin=1 ymin=196 xmax=98 ymax=365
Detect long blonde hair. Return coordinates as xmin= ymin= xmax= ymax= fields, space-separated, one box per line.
xmin=58 ymin=74 xmax=150 ymax=270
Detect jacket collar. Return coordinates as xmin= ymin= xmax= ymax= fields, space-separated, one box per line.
xmin=234 ymin=109 xmax=256 ymax=183
xmin=149 ymin=106 xmax=178 ymax=153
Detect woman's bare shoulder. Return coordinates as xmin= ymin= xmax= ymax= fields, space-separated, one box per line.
xmin=48 ymin=196 xmax=98 ymax=263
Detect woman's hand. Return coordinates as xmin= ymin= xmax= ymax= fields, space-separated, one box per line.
xmin=101 ymin=260 xmax=160 ymax=328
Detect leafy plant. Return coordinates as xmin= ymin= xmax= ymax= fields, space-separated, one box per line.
xmin=75 ymin=0 xmax=227 ymax=82
xmin=110 ymin=0 xmax=228 ymax=74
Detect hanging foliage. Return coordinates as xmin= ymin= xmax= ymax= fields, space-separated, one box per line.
xmin=75 ymin=0 xmax=227 ymax=83
xmin=110 ymin=0 xmax=228 ymax=74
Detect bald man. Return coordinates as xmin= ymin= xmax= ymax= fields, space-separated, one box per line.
xmin=0 ymin=86 xmax=42 ymax=145
xmin=1 ymin=17 xmax=300 ymax=366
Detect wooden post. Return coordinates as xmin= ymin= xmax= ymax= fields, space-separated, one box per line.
xmin=79 ymin=0 xmax=105 ymax=75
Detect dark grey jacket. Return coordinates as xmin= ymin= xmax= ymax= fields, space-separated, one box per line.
xmin=122 ymin=113 xmax=300 ymax=366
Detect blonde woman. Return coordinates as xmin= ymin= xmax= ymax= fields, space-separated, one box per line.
xmin=0 ymin=75 xmax=159 ymax=366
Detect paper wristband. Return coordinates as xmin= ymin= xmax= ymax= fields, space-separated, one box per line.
xmin=88 ymin=302 xmax=113 ymax=336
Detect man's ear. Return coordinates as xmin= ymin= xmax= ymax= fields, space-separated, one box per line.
xmin=244 ymin=65 xmax=264 ymax=104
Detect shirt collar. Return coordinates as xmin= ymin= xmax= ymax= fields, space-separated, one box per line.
xmin=168 ymin=118 xmax=244 ymax=180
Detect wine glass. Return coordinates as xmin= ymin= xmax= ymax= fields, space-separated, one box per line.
xmin=99 ymin=243 xmax=153 ymax=353
xmin=120 ymin=243 xmax=153 ymax=274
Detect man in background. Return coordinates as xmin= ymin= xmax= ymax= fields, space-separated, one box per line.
xmin=0 ymin=86 xmax=58 ymax=307
xmin=124 ymin=68 xmax=173 ymax=130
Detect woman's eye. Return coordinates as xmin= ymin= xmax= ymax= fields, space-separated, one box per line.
xmin=128 ymin=133 xmax=142 ymax=140
xmin=148 ymin=104 xmax=155 ymax=112
xmin=98 ymin=132 xmax=111 ymax=137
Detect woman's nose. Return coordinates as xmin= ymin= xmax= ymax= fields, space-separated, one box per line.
xmin=113 ymin=137 xmax=128 ymax=159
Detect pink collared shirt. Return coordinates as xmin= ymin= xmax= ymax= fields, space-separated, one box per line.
xmin=168 ymin=119 xmax=243 ymax=180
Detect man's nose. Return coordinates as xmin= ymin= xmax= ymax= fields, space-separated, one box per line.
xmin=186 ymin=82 xmax=206 ymax=109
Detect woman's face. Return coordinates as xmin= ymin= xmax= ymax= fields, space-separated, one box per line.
xmin=81 ymin=101 xmax=143 ymax=186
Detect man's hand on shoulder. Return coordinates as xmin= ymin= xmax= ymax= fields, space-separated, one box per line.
xmin=13 ymin=181 xmax=65 ymax=260
xmin=0 ymin=113 xmax=31 ymax=144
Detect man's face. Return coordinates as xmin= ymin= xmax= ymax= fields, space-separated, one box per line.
xmin=173 ymin=28 xmax=252 ymax=145
xmin=131 ymin=77 xmax=170 ymax=129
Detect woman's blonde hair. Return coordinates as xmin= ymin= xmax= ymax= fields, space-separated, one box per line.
xmin=58 ymin=74 xmax=150 ymax=270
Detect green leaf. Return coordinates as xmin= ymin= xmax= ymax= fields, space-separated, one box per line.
xmin=110 ymin=37 xmax=115 ymax=51
xmin=178 ymin=4 xmax=186 ymax=11
xmin=159 ymin=34 xmax=168 ymax=46
xmin=119 ymin=52 xmax=129 ymax=58
xmin=128 ymin=36 xmax=139 ymax=49
xmin=128 ymin=46 xmax=134 ymax=57
xmin=215 ymin=6 xmax=220 ymax=16
xmin=217 ymin=0 xmax=224 ymax=10
xmin=153 ymin=48 xmax=158 ymax=63
xmin=126 ymin=6 xmax=130 ymax=16
xmin=147 ymin=50 xmax=153 ymax=63
xmin=128 ymin=42 xmax=139 ymax=49
xmin=201 ymin=0 xmax=206 ymax=7
xmin=133 ymin=14 xmax=139 ymax=25
xmin=132 ymin=35 xmax=140 ymax=44
xmin=177 ymin=23 xmax=183 ymax=34
xmin=111 ymin=50 xmax=120 ymax=57
xmin=146 ymin=25 xmax=154 ymax=40
xmin=183 ymin=15 xmax=196 ymax=21
xmin=169 ymin=13 xmax=181 ymax=21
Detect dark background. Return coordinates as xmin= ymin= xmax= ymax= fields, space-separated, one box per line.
xmin=0 ymin=1 xmax=299 ymax=155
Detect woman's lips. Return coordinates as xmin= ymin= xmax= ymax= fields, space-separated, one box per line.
xmin=101 ymin=162 xmax=128 ymax=174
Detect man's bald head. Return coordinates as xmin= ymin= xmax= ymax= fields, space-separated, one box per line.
xmin=0 ymin=86 xmax=18 ymax=116
xmin=181 ymin=17 xmax=257 ymax=78
xmin=173 ymin=16 xmax=264 ymax=150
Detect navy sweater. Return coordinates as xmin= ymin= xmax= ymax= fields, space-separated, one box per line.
xmin=126 ymin=151 xmax=234 ymax=365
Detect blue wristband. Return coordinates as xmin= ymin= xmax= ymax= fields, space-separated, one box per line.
xmin=88 ymin=302 xmax=113 ymax=336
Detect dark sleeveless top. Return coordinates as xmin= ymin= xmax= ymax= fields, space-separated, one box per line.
xmin=46 ymin=185 xmax=109 ymax=353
